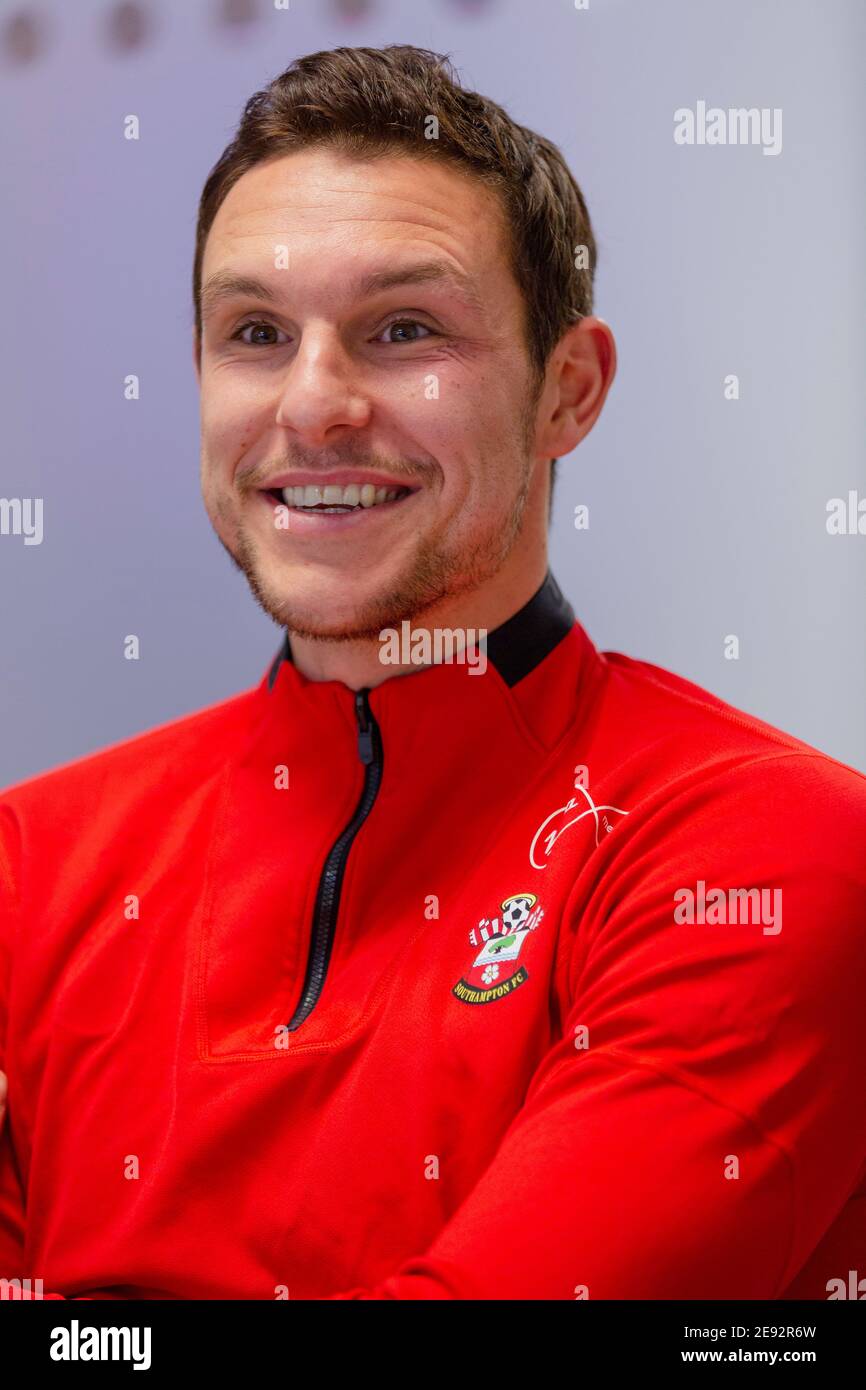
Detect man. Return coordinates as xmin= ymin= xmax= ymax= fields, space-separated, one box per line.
xmin=1 ymin=45 xmax=865 ymax=1302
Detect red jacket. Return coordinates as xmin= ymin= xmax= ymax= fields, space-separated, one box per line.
xmin=1 ymin=572 xmax=865 ymax=1300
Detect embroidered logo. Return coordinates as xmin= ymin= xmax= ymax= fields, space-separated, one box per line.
xmin=452 ymin=892 xmax=544 ymax=1006
xmin=529 ymin=772 xmax=629 ymax=871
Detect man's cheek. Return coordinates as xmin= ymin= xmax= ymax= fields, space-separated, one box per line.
xmin=202 ymin=419 xmax=246 ymax=474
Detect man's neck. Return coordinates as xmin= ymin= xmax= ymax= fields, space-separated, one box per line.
xmin=287 ymin=555 xmax=550 ymax=691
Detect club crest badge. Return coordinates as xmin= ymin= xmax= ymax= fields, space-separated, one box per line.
xmin=452 ymin=892 xmax=544 ymax=1005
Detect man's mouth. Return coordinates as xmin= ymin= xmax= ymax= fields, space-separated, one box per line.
xmin=264 ymin=483 xmax=413 ymax=515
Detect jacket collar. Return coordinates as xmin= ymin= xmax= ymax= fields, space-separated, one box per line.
xmin=260 ymin=569 xmax=605 ymax=760
xmin=266 ymin=569 xmax=575 ymax=693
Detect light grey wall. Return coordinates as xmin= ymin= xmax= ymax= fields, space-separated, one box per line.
xmin=1 ymin=0 xmax=863 ymax=786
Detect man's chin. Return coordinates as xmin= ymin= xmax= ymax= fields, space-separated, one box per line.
xmin=263 ymin=584 xmax=442 ymax=644
xmin=269 ymin=590 xmax=403 ymax=643
xmin=220 ymin=521 xmax=516 ymax=643
xmin=223 ymin=544 xmax=424 ymax=642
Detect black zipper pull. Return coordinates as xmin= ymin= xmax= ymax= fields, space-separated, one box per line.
xmin=355 ymin=688 xmax=374 ymax=764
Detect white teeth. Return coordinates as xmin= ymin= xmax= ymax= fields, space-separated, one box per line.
xmin=278 ymin=482 xmax=407 ymax=510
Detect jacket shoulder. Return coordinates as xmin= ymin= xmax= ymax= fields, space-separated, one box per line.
xmin=0 ymin=683 xmax=260 ymax=818
xmin=599 ymin=647 xmax=866 ymax=795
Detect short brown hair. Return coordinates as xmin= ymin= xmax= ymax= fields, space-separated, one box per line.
xmin=193 ymin=44 xmax=598 ymax=504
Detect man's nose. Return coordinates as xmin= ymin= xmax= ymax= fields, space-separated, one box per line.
xmin=274 ymin=330 xmax=371 ymax=446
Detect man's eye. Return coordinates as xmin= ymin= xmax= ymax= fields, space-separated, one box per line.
xmin=377 ymin=319 xmax=436 ymax=344
xmin=231 ymin=320 xmax=288 ymax=347
xmin=228 ymin=318 xmax=436 ymax=347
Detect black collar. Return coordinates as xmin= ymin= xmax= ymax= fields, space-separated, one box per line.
xmin=267 ymin=569 xmax=574 ymax=692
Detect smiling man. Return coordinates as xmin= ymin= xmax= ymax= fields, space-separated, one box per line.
xmin=193 ymin=106 xmax=581 ymax=683
xmin=1 ymin=45 xmax=866 ymax=1303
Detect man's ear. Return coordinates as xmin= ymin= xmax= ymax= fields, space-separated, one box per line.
xmin=535 ymin=317 xmax=617 ymax=461
xmin=192 ymin=333 xmax=201 ymax=386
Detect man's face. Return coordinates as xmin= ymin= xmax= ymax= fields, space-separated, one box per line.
xmin=195 ymin=146 xmax=547 ymax=640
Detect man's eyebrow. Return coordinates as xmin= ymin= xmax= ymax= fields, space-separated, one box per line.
xmin=200 ymin=272 xmax=275 ymax=323
xmin=199 ymin=261 xmax=485 ymax=322
xmin=356 ymin=261 xmax=485 ymax=314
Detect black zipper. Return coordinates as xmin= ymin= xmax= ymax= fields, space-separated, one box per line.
xmin=285 ymin=688 xmax=383 ymax=1031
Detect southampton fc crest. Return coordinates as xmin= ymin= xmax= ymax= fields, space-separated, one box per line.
xmin=452 ymin=892 xmax=544 ymax=1006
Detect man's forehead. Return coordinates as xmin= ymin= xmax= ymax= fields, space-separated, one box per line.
xmin=213 ymin=145 xmax=501 ymax=224
xmin=204 ymin=148 xmax=507 ymax=272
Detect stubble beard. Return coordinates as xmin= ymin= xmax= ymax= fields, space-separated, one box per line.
xmin=210 ymin=379 xmax=542 ymax=643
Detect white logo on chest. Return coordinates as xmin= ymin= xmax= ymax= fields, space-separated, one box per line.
xmin=529 ymin=773 xmax=628 ymax=870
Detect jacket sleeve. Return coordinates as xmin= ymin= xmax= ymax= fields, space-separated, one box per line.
xmin=327 ymin=753 xmax=866 ymax=1300
xmin=0 ymin=804 xmax=85 ymax=1300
